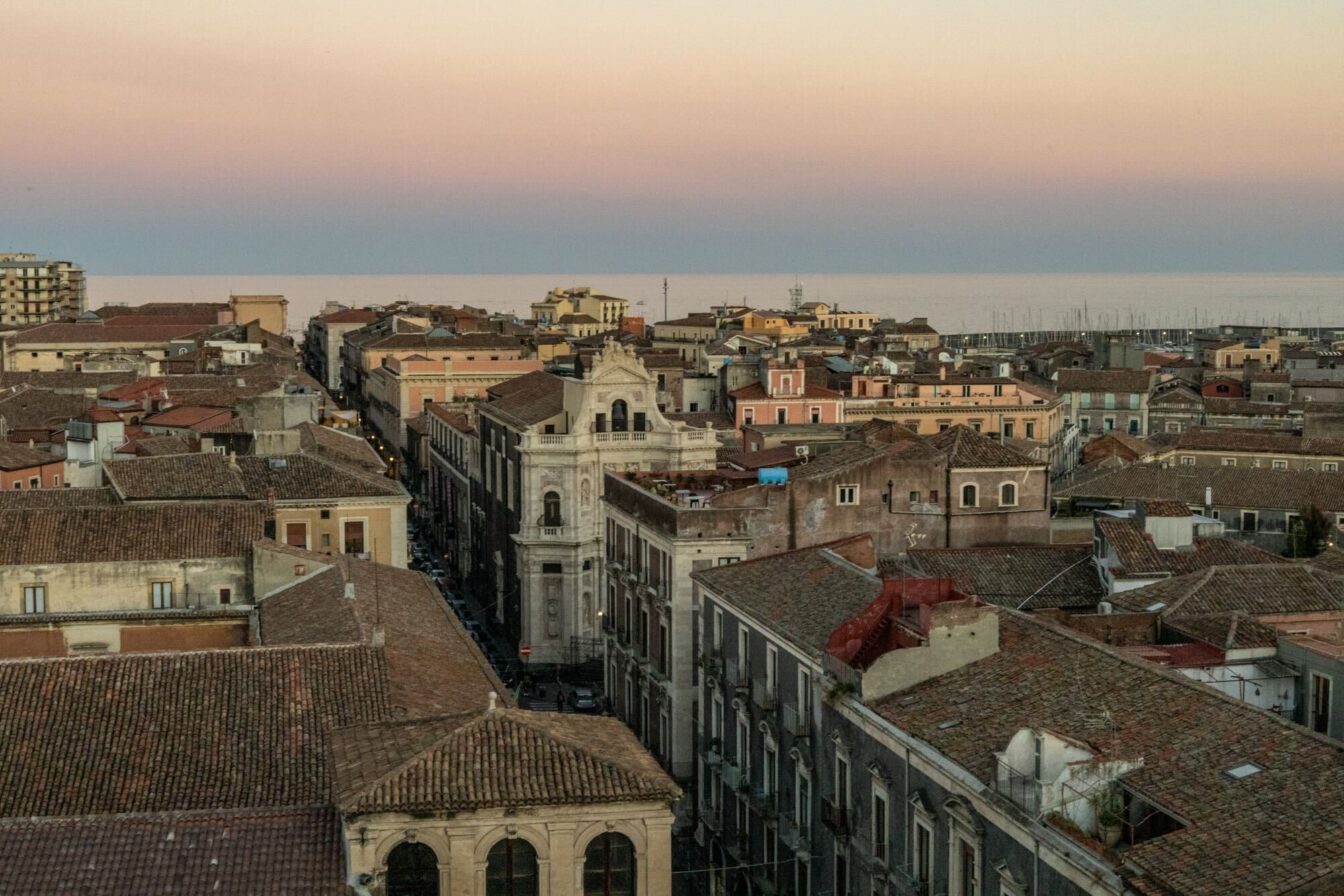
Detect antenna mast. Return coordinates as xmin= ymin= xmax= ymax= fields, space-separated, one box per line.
xmin=789 ymin=279 xmax=804 ymax=314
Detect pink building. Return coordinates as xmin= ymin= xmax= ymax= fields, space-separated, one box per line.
xmin=727 ymin=358 xmax=843 ymax=430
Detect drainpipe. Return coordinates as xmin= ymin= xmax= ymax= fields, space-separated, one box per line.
xmin=943 ymin=463 xmax=952 ymax=547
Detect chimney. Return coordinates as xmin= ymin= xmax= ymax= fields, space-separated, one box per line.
xmin=370 ymin=625 xmax=386 ymax=648
xmin=227 ymin=451 xmax=238 ymax=468
xmin=344 ymin=582 xmax=355 ymax=600
xmin=1204 ymin=486 xmax=1213 ymax=518
xmin=938 ymin=365 xmax=947 ymax=382
xmin=236 ymin=377 xmax=246 ymax=388
xmin=487 ymin=691 xmax=498 ymax=713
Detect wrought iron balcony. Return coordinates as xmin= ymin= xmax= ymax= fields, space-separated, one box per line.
xmin=821 ymin=798 xmax=853 ymax=837
xmin=781 ymin=702 xmax=812 ymax=741
xmin=992 ymin=758 xmax=1042 ymax=815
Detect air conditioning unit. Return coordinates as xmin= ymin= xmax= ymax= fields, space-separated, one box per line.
xmin=795 ymin=445 xmax=810 ymax=457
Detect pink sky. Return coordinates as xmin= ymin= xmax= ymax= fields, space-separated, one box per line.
xmin=3 ymin=1 xmax=1342 ymax=272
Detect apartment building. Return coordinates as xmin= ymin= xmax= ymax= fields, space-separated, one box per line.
xmin=601 ymin=422 xmax=1049 ymax=781
xmin=469 ymin=341 xmax=718 ymax=665
xmin=798 ymin=302 xmax=879 ymax=332
xmin=302 ymin=304 xmax=378 ymax=391
xmin=1055 ymin=368 xmax=1155 ymax=439
xmin=1 ymin=320 xmax=208 ymax=372
xmin=0 ymin=253 xmax=86 ymax=325
xmin=728 ymin=358 xmax=845 ymax=430
xmin=691 ymin=536 xmax=1344 ymax=896
xmin=530 ymin=286 xmax=629 ymax=327
xmin=363 ymin=334 xmax=541 ymax=450
xmin=1148 ymin=426 xmax=1344 ymax=472
xmin=846 ymin=371 xmax=1063 ymax=442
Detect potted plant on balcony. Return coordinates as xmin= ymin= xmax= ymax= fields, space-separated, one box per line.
xmin=1091 ymin=786 xmax=1124 ymax=848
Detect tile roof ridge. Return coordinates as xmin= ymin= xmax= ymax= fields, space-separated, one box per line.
xmin=0 ymin=641 xmax=370 ymax=668
xmin=495 ymin=710 xmax=673 ymax=791
xmin=697 ymin=534 xmax=874 ymax=574
xmin=1015 ymin=610 xmax=1344 ymax=751
xmin=1165 ymin=566 xmax=1218 ymax=615
xmin=0 ymin=803 xmax=338 ymax=826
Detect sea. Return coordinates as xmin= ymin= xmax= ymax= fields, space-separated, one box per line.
xmin=86 ymin=273 xmax=1344 ymax=337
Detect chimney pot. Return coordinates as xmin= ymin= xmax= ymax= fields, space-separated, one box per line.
xmin=370 ymin=625 xmax=385 ymax=649
xmin=487 ymin=691 xmax=498 ymax=713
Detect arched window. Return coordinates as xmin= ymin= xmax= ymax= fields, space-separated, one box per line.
xmin=487 ymin=838 xmax=539 ymax=896
xmin=1000 ymin=482 xmax=1017 ymax=507
xmin=386 ymin=841 xmax=439 ymax=896
xmin=960 ymin=484 xmax=978 ymax=508
xmin=584 ymin=832 xmax=636 ymax=896
xmin=611 ymin=399 xmax=629 ymax=432
xmin=542 ymin=491 xmax=563 ymax=527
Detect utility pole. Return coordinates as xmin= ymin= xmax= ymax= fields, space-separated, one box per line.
xmin=663 ymin=277 xmax=669 ymax=322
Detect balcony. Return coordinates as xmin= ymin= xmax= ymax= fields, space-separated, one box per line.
xmin=701 ymin=803 xmax=722 ymax=832
xmin=993 ymin=758 xmax=1042 ymax=815
xmin=705 ymin=746 xmax=723 ymax=767
xmin=778 ymin=813 xmax=808 ymax=852
xmin=780 ymin=702 xmax=811 ymax=741
xmin=750 ymin=786 xmax=778 ymax=818
xmin=540 ymin=526 xmax=565 ymax=537
xmin=821 ymin=799 xmax=852 ymax=837
xmin=751 ymin=677 xmax=779 ymax=713
xmin=724 ymin=658 xmax=750 ymax=693
xmin=699 ymin=649 xmax=724 ymax=678
xmin=722 ymin=762 xmax=750 ymax=793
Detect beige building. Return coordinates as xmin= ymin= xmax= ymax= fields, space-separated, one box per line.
xmin=228 ymin=293 xmax=289 ymax=336
xmin=0 ymin=538 xmax=681 ymax=895
xmin=102 ymin=452 xmax=411 ymax=567
xmin=846 ymin=371 xmax=1064 ymax=442
xmin=798 ymin=301 xmax=878 ymax=331
xmin=0 ymin=253 xmax=86 ymax=325
xmin=0 ymin=500 xmax=261 ymax=657
xmin=531 ymin=287 xmax=629 ymax=328
xmin=1 ymin=320 xmax=207 ymax=372
xmin=337 ymin=710 xmax=678 ymax=896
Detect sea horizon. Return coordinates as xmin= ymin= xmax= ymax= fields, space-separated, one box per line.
xmin=88 ymin=271 xmax=1344 ymax=335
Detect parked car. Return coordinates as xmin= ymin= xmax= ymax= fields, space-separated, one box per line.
xmin=429 ymin=569 xmax=447 ymax=583
xmin=567 ymin=687 xmax=599 ymax=713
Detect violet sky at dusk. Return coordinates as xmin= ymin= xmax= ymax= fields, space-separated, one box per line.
xmin=3 ymin=0 xmax=1342 ymax=274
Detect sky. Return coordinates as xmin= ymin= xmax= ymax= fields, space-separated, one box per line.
xmin=2 ymin=1 xmax=1342 ymax=274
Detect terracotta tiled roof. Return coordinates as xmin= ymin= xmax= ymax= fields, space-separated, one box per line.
xmin=0 ymin=644 xmax=392 ymax=817
xmin=1173 ymin=426 xmax=1344 ymax=457
xmin=0 ymin=807 xmax=347 ymax=896
xmin=321 ymin=308 xmax=379 ymax=324
xmin=483 ymin=370 xmax=566 ymax=426
xmin=1096 ymin=516 xmax=1286 ymax=578
xmin=693 ymin=537 xmax=882 ymax=653
xmin=331 ymin=709 xmax=679 ymax=813
xmin=1056 ymin=464 xmax=1344 ymax=513
xmin=1307 ymin=546 xmax=1344 ymax=576
xmin=0 ymin=487 xmax=117 ymax=510
xmin=0 ymin=387 xmax=90 ymax=428
xmin=1203 ymin=398 xmax=1292 ymax=417
xmin=142 ymin=405 xmax=230 ymax=428
xmin=104 ymin=453 xmax=406 ymax=501
xmin=0 ymin=371 xmax=135 ymax=392
xmin=259 ymin=551 xmax=505 ymax=718
xmin=871 ymin=612 xmax=1344 ymax=896
xmin=1141 ymin=499 xmax=1192 ymax=517
xmin=928 ymin=425 xmax=1041 ymax=468
xmin=0 ymin=441 xmax=57 ymax=471
xmin=0 ymin=503 xmax=264 ymax=565
xmin=1109 ymin=564 xmax=1343 ymax=617
xmin=728 ymin=380 xmax=842 ymax=400
xmin=1163 ymin=612 xmax=1284 ymax=651
xmin=903 ymin=545 xmax=1104 ymax=610
xmin=1056 ymin=368 xmax=1154 ymax=394
xmin=295 ymin=422 xmax=387 ymax=472
xmin=7 ymin=322 xmax=207 ymax=344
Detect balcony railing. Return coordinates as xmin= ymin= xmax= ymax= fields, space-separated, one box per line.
xmin=751 ymin=677 xmax=779 ymax=712
xmin=993 ymin=758 xmax=1043 ymax=815
xmin=750 ymin=786 xmax=778 ymax=817
xmin=700 ymin=649 xmax=725 ymax=678
xmin=722 ymin=762 xmax=750 ymax=793
xmin=725 ymin=658 xmax=750 ymax=693
xmin=781 ymin=702 xmax=811 ymax=740
xmin=701 ymin=803 xmax=722 ymax=832
xmin=540 ymin=526 xmax=565 ymax=537
xmin=821 ymin=799 xmax=853 ymax=837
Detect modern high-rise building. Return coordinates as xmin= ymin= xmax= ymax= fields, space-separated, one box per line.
xmin=0 ymin=253 xmax=86 ymax=324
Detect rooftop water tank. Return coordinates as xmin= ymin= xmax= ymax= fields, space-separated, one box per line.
xmin=758 ymin=467 xmax=789 ymax=485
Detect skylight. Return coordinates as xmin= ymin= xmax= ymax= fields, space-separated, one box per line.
xmin=1224 ymin=762 xmax=1265 ymax=780
xmin=1145 ymin=602 xmax=1167 ymax=612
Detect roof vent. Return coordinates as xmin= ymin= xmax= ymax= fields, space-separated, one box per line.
xmin=937 ymin=718 xmax=962 ymax=730
xmin=1224 ymin=762 xmax=1265 ymax=780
